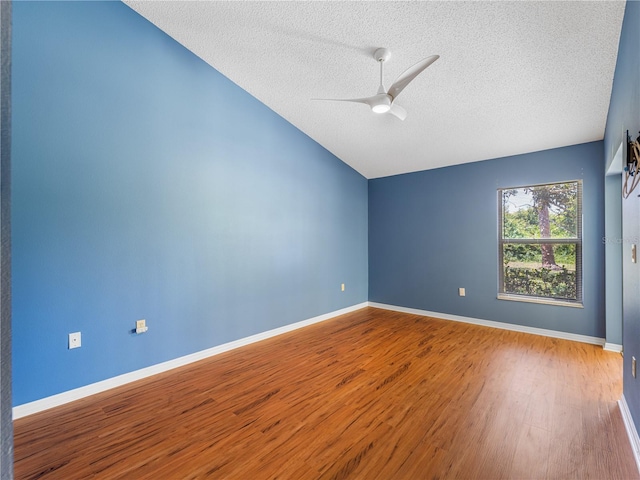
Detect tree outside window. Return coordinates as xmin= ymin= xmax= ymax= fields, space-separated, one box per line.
xmin=498 ymin=181 xmax=582 ymax=306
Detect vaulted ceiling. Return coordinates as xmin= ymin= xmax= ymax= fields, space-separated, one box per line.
xmin=125 ymin=1 xmax=625 ymax=179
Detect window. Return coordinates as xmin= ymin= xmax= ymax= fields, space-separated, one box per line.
xmin=498 ymin=181 xmax=582 ymax=306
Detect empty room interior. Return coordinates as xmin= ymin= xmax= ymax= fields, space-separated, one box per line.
xmin=5 ymin=0 xmax=640 ymax=478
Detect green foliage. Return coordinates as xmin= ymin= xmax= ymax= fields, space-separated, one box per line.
xmin=504 ymin=244 xmax=539 ymax=263
xmin=504 ymin=266 xmax=576 ymax=300
xmin=503 ymin=209 xmax=538 ymax=239
xmin=502 ymin=182 xmax=578 ymax=240
xmin=501 ymin=182 xmax=579 ymax=300
xmin=503 ymin=244 xmax=575 ymax=268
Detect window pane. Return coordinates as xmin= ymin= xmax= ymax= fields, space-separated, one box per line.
xmin=502 ymin=182 xmax=578 ymax=239
xmin=502 ymin=243 xmax=577 ymax=300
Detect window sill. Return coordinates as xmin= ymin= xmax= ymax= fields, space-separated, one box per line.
xmin=497 ymin=293 xmax=583 ymax=308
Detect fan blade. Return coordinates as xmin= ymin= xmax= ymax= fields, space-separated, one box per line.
xmin=387 ymin=55 xmax=439 ymax=100
xmin=312 ymin=96 xmax=377 ymax=107
xmin=388 ymin=103 xmax=407 ymax=121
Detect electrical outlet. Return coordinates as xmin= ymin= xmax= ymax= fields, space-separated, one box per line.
xmin=633 ymin=356 xmax=636 ymax=378
xmin=69 ymin=332 xmax=81 ymax=349
xmin=136 ymin=319 xmax=148 ymax=334
xmin=459 ymin=287 xmax=466 ymax=297
xmin=341 ymin=283 xmax=345 ymax=292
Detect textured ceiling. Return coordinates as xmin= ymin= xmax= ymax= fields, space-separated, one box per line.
xmin=124 ymin=1 xmax=625 ymax=179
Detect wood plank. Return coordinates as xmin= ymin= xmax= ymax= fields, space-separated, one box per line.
xmin=13 ymin=307 xmax=638 ymax=479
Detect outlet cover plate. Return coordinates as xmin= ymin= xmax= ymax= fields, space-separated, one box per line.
xmin=69 ymin=332 xmax=81 ymax=349
xmin=136 ymin=319 xmax=148 ymax=334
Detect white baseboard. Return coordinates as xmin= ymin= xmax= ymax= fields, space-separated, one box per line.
xmin=619 ymin=395 xmax=640 ymax=475
xmin=13 ymin=302 xmax=368 ymax=420
xmin=12 ymin=301 xmax=611 ymax=419
xmin=368 ymin=302 xmax=606 ymax=346
xmin=604 ymin=342 xmax=623 ymax=353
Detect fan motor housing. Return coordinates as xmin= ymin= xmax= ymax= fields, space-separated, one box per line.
xmin=374 ymin=48 xmax=391 ymax=63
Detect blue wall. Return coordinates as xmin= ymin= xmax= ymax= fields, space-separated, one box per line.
xmin=369 ymin=142 xmax=605 ymax=338
xmin=11 ymin=1 xmax=368 ymax=406
xmin=604 ymin=1 xmax=640 ymax=435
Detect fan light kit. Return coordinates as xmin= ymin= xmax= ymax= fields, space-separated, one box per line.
xmin=314 ymin=48 xmax=439 ymax=121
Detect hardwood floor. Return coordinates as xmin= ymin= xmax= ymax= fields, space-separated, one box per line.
xmin=13 ymin=307 xmax=639 ymax=479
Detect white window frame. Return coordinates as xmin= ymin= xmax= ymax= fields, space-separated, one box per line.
xmin=497 ymin=180 xmax=583 ymax=308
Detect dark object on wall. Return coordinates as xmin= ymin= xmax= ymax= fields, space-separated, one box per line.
xmin=623 ymin=130 xmax=640 ymax=198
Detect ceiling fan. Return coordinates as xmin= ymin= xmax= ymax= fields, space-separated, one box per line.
xmin=315 ymin=48 xmax=439 ymax=121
